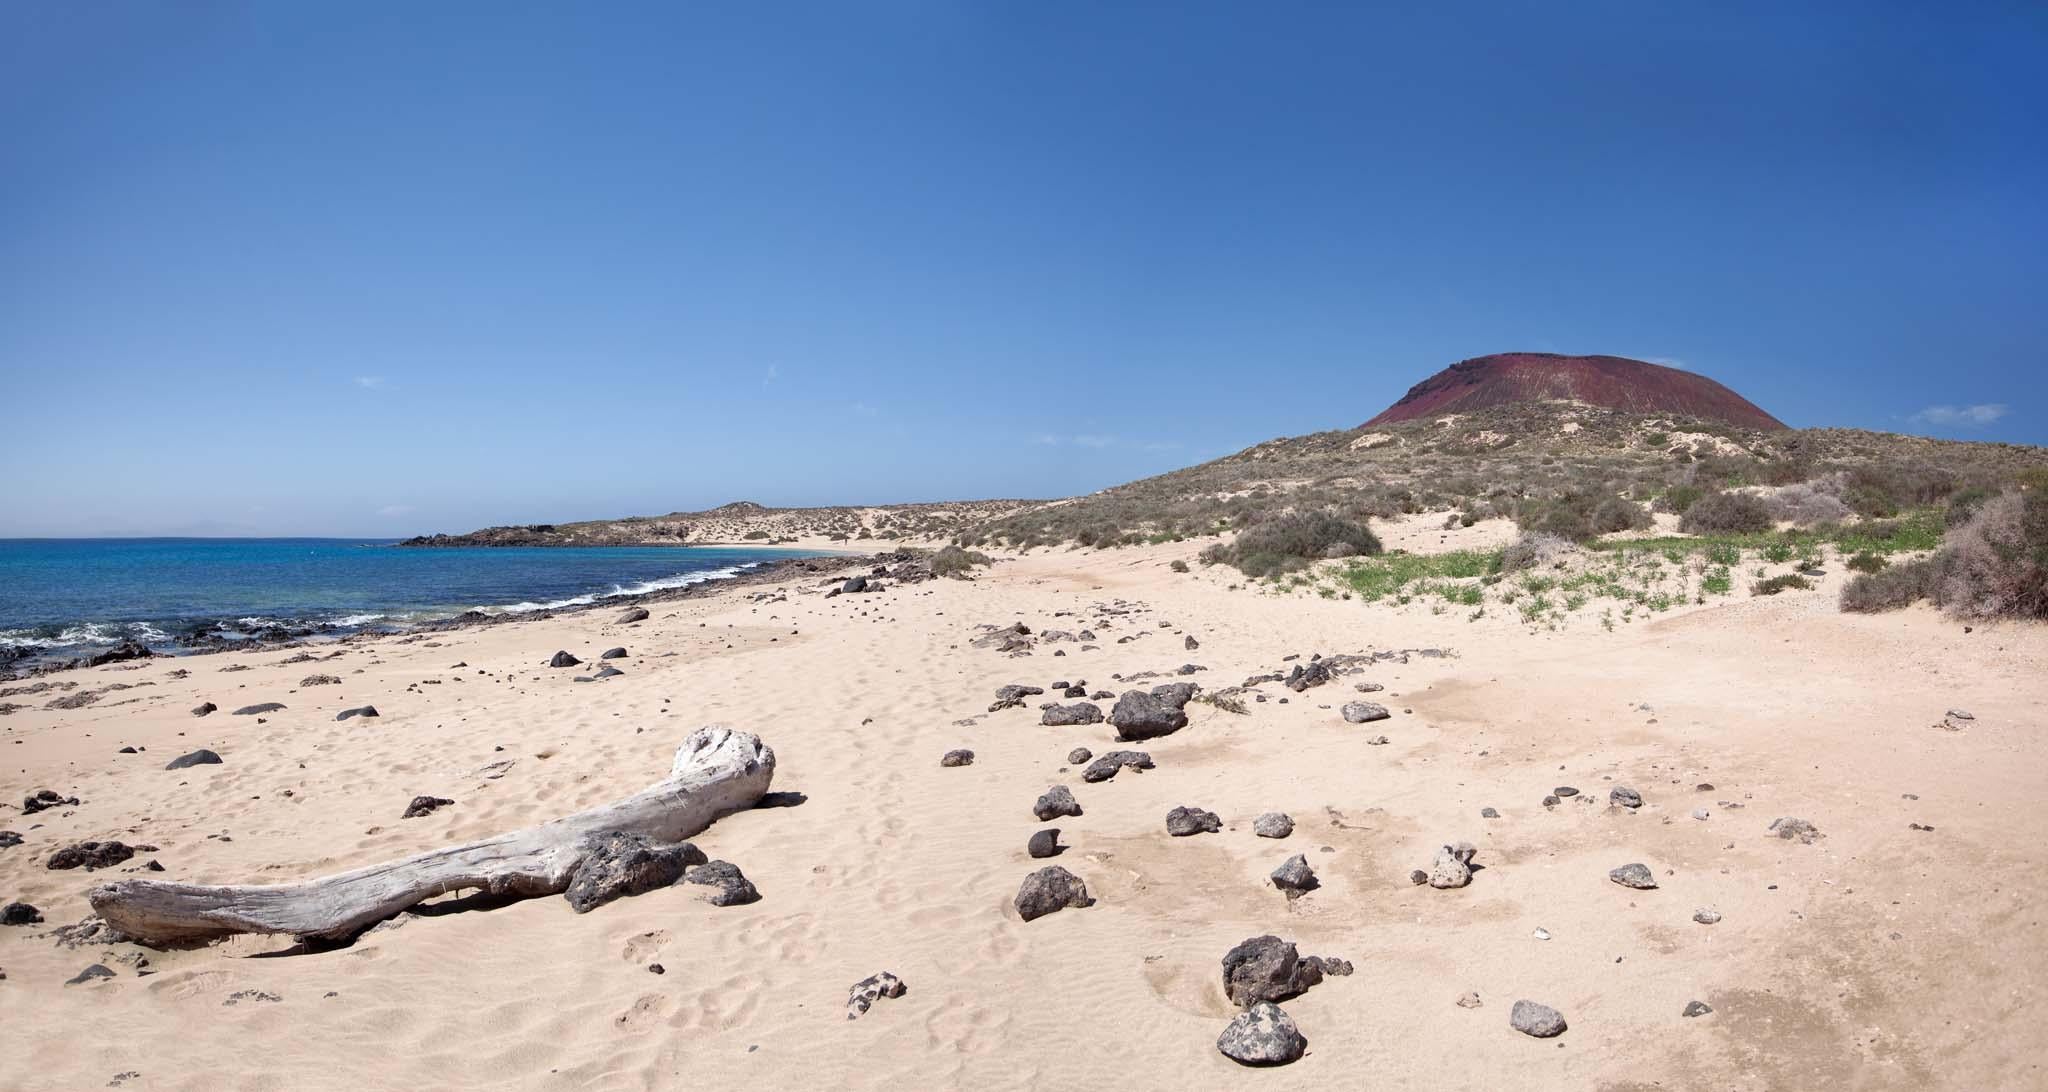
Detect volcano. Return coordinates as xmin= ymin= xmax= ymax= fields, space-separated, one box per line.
xmin=1365 ymin=353 xmax=1785 ymax=431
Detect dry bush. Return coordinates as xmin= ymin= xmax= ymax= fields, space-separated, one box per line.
xmin=1500 ymin=531 xmax=1577 ymax=573
xmin=1765 ymin=479 xmax=1852 ymax=526
xmin=1591 ymin=496 xmax=1651 ymax=534
xmin=1840 ymin=558 xmax=1938 ymax=612
xmin=929 ymin=545 xmax=993 ymax=579
xmin=1679 ymin=491 xmax=1774 ymax=534
xmin=1937 ymin=491 xmax=2048 ymax=619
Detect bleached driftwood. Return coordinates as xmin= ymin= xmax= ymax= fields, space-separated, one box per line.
xmin=89 ymin=725 xmax=774 ymax=945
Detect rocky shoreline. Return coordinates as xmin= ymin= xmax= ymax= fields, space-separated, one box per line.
xmin=1 ymin=551 xmax=910 ymax=682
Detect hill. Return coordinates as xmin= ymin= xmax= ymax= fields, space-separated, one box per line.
xmin=398 ymin=499 xmax=1033 ymax=548
xmin=1365 ymin=353 xmax=1787 ymax=431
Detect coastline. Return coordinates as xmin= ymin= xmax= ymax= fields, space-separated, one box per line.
xmin=2 ymin=534 xmax=2040 ymax=1088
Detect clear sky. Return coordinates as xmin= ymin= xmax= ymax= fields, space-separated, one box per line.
xmin=3 ymin=3 xmax=2043 ymax=537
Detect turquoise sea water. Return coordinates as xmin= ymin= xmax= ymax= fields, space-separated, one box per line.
xmin=0 ymin=538 xmax=816 ymax=657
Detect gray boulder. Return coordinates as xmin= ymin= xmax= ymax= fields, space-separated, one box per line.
xmin=232 ymin=703 xmax=285 ymax=716
xmin=1041 ymin=702 xmax=1103 ymax=726
xmin=548 ymin=651 xmax=580 ymax=668
xmin=990 ymin=684 xmax=1045 ymax=712
xmin=1253 ymin=812 xmax=1294 ymax=839
xmin=1270 ymin=854 xmax=1318 ymax=899
xmin=1014 ymin=865 xmax=1092 ymax=921
xmin=1609 ymin=863 xmax=1657 ymax=889
xmin=1033 ymin=785 xmax=1082 ymax=821
xmin=1165 ymin=806 xmax=1222 ymax=837
xmin=1610 ymin=786 xmax=1643 ymax=808
xmin=1027 ymin=828 xmax=1061 ymax=858
xmin=1065 ymin=747 xmax=1093 ymax=765
xmin=1342 ymin=701 xmax=1389 ymax=723
xmin=1108 ymin=690 xmax=1187 ymax=741
xmin=1081 ymin=750 xmax=1153 ymax=783
xmin=1217 ymin=1002 xmax=1306 ymax=1066
xmin=1510 ymin=999 xmax=1567 ymax=1037
xmin=1429 ymin=843 xmax=1477 ymax=889
xmin=940 ymin=749 xmax=974 ymax=767
xmin=600 ymin=647 xmax=628 ymax=659
xmin=683 ymin=860 xmax=760 ymax=906
xmin=335 ymin=706 xmax=378 ymax=722
xmin=615 ymin=607 xmax=649 ymax=624
xmin=1149 ymin=682 xmax=1200 ymax=708
xmin=1221 ymin=935 xmax=1331 ymax=1006
xmin=165 ymin=748 xmax=222 ymax=771
xmin=1 ymin=901 xmax=41 ymax=926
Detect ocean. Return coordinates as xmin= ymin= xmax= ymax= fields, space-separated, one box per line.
xmin=0 ymin=538 xmax=819 ymax=662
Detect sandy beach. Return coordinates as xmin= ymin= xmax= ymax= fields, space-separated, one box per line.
xmin=5 ymin=530 xmax=2043 ymax=1091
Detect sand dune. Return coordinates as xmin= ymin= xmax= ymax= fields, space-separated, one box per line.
xmin=3 ymin=540 xmax=2043 ymax=1090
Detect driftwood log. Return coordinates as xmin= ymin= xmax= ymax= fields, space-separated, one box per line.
xmin=89 ymin=725 xmax=774 ymax=945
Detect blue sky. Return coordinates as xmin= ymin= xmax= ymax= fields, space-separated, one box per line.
xmin=2 ymin=2 xmax=2043 ymax=536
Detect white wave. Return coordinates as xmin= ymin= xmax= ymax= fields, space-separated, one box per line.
xmin=331 ymin=612 xmax=387 ymax=627
xmin=479 ymin=564 xmax=754 ymax=615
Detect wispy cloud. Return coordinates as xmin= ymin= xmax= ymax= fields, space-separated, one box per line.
xmin=354 ymin=376 xmax=387 ymax=390
xmin=376 ymin=504 xmax=416 ymax=518
xmin=763 ymin=364 xmax=780 ymax=387
xmin=1911 ymin=403 xmax=2008 ymax=427
xmin=1033 ymin=433 xmax=1119 ymax=449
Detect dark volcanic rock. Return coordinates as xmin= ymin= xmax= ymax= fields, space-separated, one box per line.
xmin=0 ymin=831 xmax=21 ymax=849
xmin=562 ymin=832 xmax=705 ymax=913
xmin=1221 ymin=935 xmax=1339 ymax=1007
xmin=164 ymin=749 xmax=223 ymax=770
xmin=1217 ymin=1002 xmax=1306 ymax=1067
xmin=1610 ymin=786 xmax=1643 ymax=808
xmin=85 ymin=640 xmax=155 ymax=667
xmin=683 ymin=860 xmax=760 ymax=906
xmin=1108 ymin=690 xmax=1188 ymax=741
xmin=402 ymin=795 xmax=454 ymax=819
xmin=1166 ymin=806 xmax=1223 ymax=837
xmin=940 ymin=749 xmax=975 ymax=767
xmin=22 ymin=789 xmax=79 ymax=815
xmin=600 ymin=647 xmax=627 ymax=659
xmin=299 ymin=674 xmax=342 ymax=686
xmin=1014 ymin=865 xmax=1092 ymax=922
xmin=1065 ymin=747 xmax=1093 ymax=765
xmin=615 ymin=607 xmax=650 ymax=624
xmin=549 ymin=651 xmax=580 ymax=668
xmin=1284 ymin=660 xmax=1332 ymax=692
xmin=1033 ymin=785 xmax=1082 ymax=821
xmin=1683 ymin=999 xmax=1714 ymax=1018
xmin=48 ymin=841 xmax=136 ymax=871
xmin=191 ymin=702 xmax=217 ymax=717
xmin=232 ymin=703 xmax=286 ymax=716
xmin=336 ymin=706 xmax=379 ymax=721
xmin=1149 ymin=682 xmax=1200 ymax=709
xmin=1365 ymin=352 xmax=1787 ymax=431
xmin=1270 ymin=854 xmax=1318 ymax=898
xmin=1 ymin=901 xmax=42 ymax=926
xmin=989 ymin=684 xmax=1045 ymax=712
xmin=66 ymin=963 xmax=116 ymax=986
xmin=1081 ymin=750 xmax=1154 ymax=783
xmin=841 ymin=576 xmax=868 ymax=594
xmin=1027 ymin=828 xmax=1062 ymax=858
xmin=1040 ymin=702 xmax=1103 ymax=726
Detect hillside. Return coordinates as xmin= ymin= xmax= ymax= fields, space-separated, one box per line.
xmin=399 ymin=499 xmax=1034 ymax=548
xmin=1366 ymin=353 xmax=1787 ymax=431
xmin=965 ymin=401 xmax=2046 ymax=549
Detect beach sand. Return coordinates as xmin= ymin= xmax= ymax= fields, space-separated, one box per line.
xmin=4 ymin=535 xmax=2044 ymax=1090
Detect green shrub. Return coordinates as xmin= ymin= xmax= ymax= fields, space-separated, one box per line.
xmin=1702 ymin=566 xmax=1733 ymax=595
xmin=929 ymin=545 xmax=993 ymax=579
xmin=1841 ymin=558 xmax=1937 ymax=612
xmin=1591 ymin=497 xmax=1651 ymax=534
xmin=1751 ymin=574 xmax=1811 ymax=596
xmin=1846 ymin=551 xmax=1887 ymax=574
xmin=1653 ymin=484 xmax=1704 ymax=515
xmin=1215 ymin=510 xmax=1382 ymax=578
xmin=1679 ymin=491 xmax=1774 ymax=535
